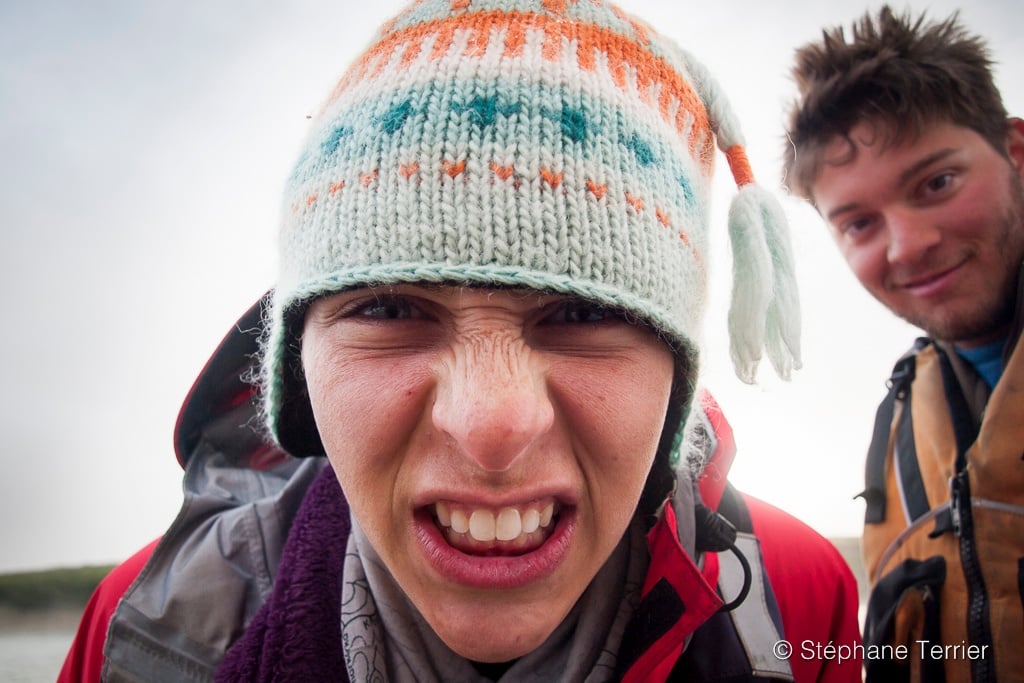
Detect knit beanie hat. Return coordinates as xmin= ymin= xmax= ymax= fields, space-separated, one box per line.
xmin=264 ymin=0 xmax=801 ymax=456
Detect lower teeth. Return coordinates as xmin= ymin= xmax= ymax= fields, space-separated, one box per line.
xmin=442 ymin=525 xmax=551 ymax=554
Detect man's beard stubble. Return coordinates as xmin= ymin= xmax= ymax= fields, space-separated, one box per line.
xmin=903 ymin=166 xmax=1024 ymax=345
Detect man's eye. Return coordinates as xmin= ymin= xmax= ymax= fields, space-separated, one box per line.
xmin=836 ymin=214 xmax=876 ymax=239
xmin=924 ymin=172 xmax=954 ymax=195
xmin=844 ymin=217 xmax=871 ymax=233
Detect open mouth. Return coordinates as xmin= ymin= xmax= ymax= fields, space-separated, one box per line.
xmin=432 ymin=500 xmax=561 ymax=556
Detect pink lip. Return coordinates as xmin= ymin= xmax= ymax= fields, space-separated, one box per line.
xmin=896 ymin=260 xmax=965 ymax=298
xmin=414 ymin=506 xmax=575 ymax=590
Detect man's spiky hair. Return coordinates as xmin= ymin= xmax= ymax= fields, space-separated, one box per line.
xmin=783 ymin=6 xmax=1007 ymax=201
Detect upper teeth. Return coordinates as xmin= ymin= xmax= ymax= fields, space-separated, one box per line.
xmin=436 ymin=501 xmax=555 ymax=543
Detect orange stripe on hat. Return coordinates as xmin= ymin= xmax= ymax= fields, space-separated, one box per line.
xmin=322 ymin=10 xmax=712 ymax=155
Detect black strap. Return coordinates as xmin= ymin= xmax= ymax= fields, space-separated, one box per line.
xmin=894 ymin=386 xmax=932 ymax=524
xmin=694 ymin=499 xmax=750 ymax=613
xmin=1017 ymin=558 xmax=1024 ymax=617
xmin=860 ymin=341 xmax=924 ymax=524
xmin=716 ymin=482 xmax=753 ymax=533
xmin=934 ymin=346 xmax=980 ymax=471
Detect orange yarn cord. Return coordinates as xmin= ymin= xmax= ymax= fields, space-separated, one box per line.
xmin=725 ymin=145 xmax=755 ymax=187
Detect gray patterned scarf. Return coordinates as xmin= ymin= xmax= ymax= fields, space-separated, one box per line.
xmin=341 ymin=516 xmax=650 ymax=682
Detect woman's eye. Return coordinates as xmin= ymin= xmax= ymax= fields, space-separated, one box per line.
xmin=351 ymin=296 xmax=419 ymax=320
xmin=546 ymin=300 xmax=616 ymax=324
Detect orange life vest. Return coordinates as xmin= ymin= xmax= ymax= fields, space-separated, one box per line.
xmin=861 ymin=337 xmax=1024 ymax=683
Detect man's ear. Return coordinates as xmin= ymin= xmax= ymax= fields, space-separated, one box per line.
xmin=1005 ymin=118 xmax=1024 ymax=178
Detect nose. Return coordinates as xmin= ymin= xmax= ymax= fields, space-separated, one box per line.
xmin=431 ymin=334 xmax=554 ymax=472
xmin=886 ymin=210 xmax=941 ymax=265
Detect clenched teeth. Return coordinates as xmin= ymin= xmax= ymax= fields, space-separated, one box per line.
xmin=435 ymin=501 xmax=556 ymax=545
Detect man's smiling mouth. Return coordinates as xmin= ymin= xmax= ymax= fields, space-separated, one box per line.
xmin=894 ymin=256 xmax=969 ymax=294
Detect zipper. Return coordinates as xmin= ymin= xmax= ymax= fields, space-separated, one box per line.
xmin=949 ymin=476 xmax=963 ymax=537
xmin=950 ymin=470 xmax=996 ymax=683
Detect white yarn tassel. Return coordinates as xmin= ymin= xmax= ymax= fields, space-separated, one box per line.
xmin=727 ymin=184 xmax=802 ymax=382
xmin=762 ymin=188 xmax=802 ymax=379
xmin=659 ymin=47 xmax=802 ymax=383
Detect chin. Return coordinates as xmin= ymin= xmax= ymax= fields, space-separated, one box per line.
xmin=432 ymin=607 xmax=558 ymax=663
xmin=915 ymin=308 xmax=1009 ymax=344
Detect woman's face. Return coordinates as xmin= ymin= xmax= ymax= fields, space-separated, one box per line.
xmin=301 ymin=285 xmax=676 ymax=663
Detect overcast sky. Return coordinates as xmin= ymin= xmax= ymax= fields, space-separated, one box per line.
xmin=1 ymin=0 xmax=1021 ymax=573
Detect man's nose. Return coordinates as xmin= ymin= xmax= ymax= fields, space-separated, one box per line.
xmin=431 ymin=335 xmax=554 ymax=472
xmin=886 ymin=210 xmax=941 ymax=265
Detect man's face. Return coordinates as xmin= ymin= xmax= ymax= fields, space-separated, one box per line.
xmin=811 ymin=119 xmax=1024 ymax=347
xmin=301 ymin=285 xmax=675 ymax=663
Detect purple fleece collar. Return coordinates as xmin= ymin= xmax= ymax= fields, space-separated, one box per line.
xmin=216 ymin=464 xmax=351 ymax=682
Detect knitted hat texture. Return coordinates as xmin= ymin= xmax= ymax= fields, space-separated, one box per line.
xmin=264 ymin=0 xmax=801 ymax=454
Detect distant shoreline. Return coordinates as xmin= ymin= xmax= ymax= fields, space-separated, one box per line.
xmin=0 ymin=564 xmax=108 ymax=636
xmin=0 ymin=606 xmax=81 ymax=634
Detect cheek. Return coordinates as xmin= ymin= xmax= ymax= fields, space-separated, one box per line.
xmin=548 ymin=352 xmax=674 ymax=488
xmin=943 ymin=185 xmax=1001 ymax=238
xmin=305 ymin=358 xmax=382 ymax=448
xmin=841 ymin=241 xmax=887 ymax=292
xmin=302 ymin=342 xmax=433 ymax=488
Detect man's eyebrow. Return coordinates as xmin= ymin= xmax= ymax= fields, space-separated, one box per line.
xmin=824 ymin=147 xmax=959 ymax=223
xmin=825 ymin=201 xmax=862 ymax=223
xmin=897 ymin=147 xmax=958 ymax=186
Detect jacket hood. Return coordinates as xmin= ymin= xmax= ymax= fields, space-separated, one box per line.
xmin=172 ymin=292 xmax=288 ymax=470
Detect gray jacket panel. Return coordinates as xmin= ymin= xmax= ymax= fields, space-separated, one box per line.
xmin=103 ymin=446 xmax=325 ymax=682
